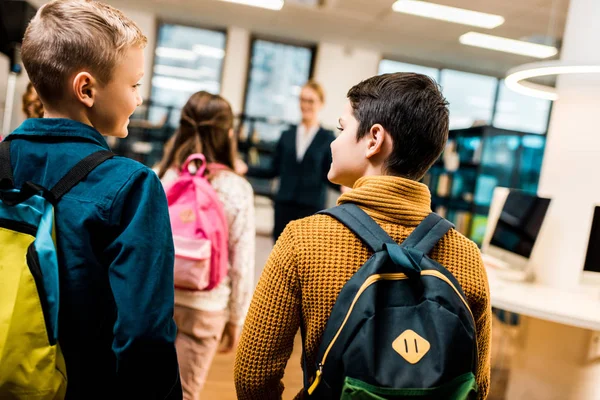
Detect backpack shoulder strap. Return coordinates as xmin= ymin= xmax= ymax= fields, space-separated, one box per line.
xmin=0 ymin=141 xmax=14 ymax=189
xmin=401 ymin=213 xmax=454 ymax=255
xmin=48 ymin=150 xmax=114 ymax=203
xmin=318 ymin=203 xmax=395 ymax=252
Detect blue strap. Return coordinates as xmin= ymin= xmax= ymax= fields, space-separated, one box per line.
xmin=385 ymin=243 xmax=423 ymax=274
xmin=318 ymin=203 xmax=395 ymax=252
xmin=401 ymin=213 xmax=454 ymax=255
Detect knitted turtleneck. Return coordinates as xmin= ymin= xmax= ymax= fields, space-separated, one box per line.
xmin=338 ymin=175 xmax=432 ymax=225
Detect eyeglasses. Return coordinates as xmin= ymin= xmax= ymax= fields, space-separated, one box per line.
xmin=300 ymin=97 xmax=317 ymax=105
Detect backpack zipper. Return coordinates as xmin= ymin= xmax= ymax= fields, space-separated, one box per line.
xmin=308 ymin=273 xmax=409 ymax=395
xmin=307 ymin=270 xmax=475 ymax=396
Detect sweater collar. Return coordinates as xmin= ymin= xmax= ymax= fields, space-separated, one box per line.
xmin=338 ymin=175 xmax=432 ymax=226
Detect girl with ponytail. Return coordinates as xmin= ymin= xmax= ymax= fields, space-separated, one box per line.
xmin=157 ymin=91 xmax=255 ymax=399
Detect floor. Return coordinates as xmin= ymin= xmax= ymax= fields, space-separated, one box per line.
xmin=201 ymin=198 xmax=514 ymax=399
xmin=203 ymin=331 xmax=304 ymax=400
xmin=202 ymin=228 xmax=305 ymax=400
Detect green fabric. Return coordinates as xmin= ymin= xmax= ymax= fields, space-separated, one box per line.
xmin=340 ymin=373 xmax=478 ymax=400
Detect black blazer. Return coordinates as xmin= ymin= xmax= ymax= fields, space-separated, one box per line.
xmin=248 ymin=125 xmax=338 ymax=209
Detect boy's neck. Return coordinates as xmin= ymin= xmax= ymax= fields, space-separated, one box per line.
xmin=43 ymin=107 xmax=93 ymax=128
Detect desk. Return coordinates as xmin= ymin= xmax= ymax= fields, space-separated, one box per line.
xmin=488 ymin=268 xmax=600 ymax=331
xmin=487 ymin=268 xmax=600 ymax=400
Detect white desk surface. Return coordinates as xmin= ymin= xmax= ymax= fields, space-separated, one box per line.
xmin=487 ymin=268 xmax=600 ymax=331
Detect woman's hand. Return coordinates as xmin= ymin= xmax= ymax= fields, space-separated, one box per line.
xmin=219 ymin=322 xmax=240 ymax=353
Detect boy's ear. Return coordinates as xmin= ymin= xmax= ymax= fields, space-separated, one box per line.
xmin=72 ymin=72 xmax=96 ymax=108
xmin=365 ymin=124 xmax=387 ymax=159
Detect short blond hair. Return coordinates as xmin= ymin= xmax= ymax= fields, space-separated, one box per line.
xmin=22 ymin=0 xmax=147 ymax=103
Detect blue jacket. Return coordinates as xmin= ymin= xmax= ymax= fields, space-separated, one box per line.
xmin=6 ymin=119 xmax=181 ymax=399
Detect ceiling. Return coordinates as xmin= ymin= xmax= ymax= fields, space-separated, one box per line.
xmin=30 ymin=0 xmax=571 ymax=77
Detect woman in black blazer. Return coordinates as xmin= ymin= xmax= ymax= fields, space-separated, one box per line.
xmin=248 ymin=81 xmax=339 ymax=241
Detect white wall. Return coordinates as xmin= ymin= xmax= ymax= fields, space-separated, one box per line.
xmin=0 ymin=54 xmax=30 ymax=135
xmin=120 ymin=7 xmax=156 ymax=100
xmin=10 ymin=72 xmax=30 ymax=132
xmin=529 ymin=0 xmax=600 ymax=290
xmin=0 ymin=53 xmax=9 ymax=134
xmin=220 ymin=27 xmax=250 ymax=116
xmin=314 ymin=43 xmax=381 ymax=130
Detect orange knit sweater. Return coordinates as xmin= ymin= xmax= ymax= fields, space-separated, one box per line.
xmin=235 ymin=176 xmax=491 ymax=399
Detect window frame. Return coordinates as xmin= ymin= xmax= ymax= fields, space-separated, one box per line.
xmin=148 ymin=20 xmax=229 ymax=114
xmin=241 ymin=34 xmax=317 ymax=121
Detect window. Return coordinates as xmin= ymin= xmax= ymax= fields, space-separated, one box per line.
xmin=148 ymin=24 xmax=227 ymax=127
xmin=243 ymin=39 xmax=314 ymax=142
xmin=493 ymin=80 xmax=551 ymax=134
xmin=378 ymin=59 xmax=440 ymax=82
xmin=440 ymin=69 xmax=498 ymax=130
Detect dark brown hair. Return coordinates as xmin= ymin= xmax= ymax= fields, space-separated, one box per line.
xmin=347 ymin=73 xmax=449 ymax=180
xmin=157 ymin=91 xmax=235 ymax=179
xmin=22 ymin=82 xmax=44 ymax=118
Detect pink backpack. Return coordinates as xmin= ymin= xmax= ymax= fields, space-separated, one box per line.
xmin=165 ymin=154 xmax=229 ymax=291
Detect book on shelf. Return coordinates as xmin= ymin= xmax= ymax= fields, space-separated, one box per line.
xmin=436 ymin=206 xmax=447 ymax=219
xmin=422 ymin=173 xmax=432 ymax=187
xmin=454 ymin=211 xmax=473 ymax=236
xmin=437 ymin=173 xmax=452 ymax=197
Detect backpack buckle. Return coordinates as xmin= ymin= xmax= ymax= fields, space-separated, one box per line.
xmin=384 ymin=243 xmax=423 ymax=275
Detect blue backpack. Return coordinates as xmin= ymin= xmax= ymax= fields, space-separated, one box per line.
xmin=0 ymin=140 xmax=113 ymax=398
xmin=304 ymin=203 xmax=478 ymax=400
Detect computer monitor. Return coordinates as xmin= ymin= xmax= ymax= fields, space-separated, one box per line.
xmin=482 ymin=188 xmax=551 ymax=279
xmin=582 ymin=206 xmax=600 ymax=285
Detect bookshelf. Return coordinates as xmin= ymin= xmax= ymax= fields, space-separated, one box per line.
xmin=423 ymin=126 xmax=546 ymax=245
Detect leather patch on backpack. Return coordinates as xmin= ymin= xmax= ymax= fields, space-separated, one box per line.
xmin=392 ymin=329 xmax=431 ymax=364
xmin=179 ymin=209 xmax=195 ymax=223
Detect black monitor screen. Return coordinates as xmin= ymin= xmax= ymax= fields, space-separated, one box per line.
xmin=584 ymin=206 xmax=600 ymax=273
xmin=490 ymin=191 xmax=551 ymax=258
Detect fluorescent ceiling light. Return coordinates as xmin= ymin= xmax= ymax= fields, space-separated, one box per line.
xmin=460 ymin=32 xmax=558 ymax=59
xmin=220 ymin=0 xmax=284 ymax=10
xmin=155 ymin=47 xmax=197 ymax=61
xmin=392 ymin=0 xmax=504 ymax=29
xmin=192 ymin=44 xmax=225 ymax=59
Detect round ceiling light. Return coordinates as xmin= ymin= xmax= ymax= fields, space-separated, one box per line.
xmin=505 ymin=61 xmax=600 ymax=101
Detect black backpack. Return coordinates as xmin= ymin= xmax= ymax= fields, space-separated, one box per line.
xmin=303 ymin=203 xmax=478 ymax=400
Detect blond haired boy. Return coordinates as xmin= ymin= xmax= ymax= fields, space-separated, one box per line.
xmin=3 ymin=0 xmax=181 ymax=397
